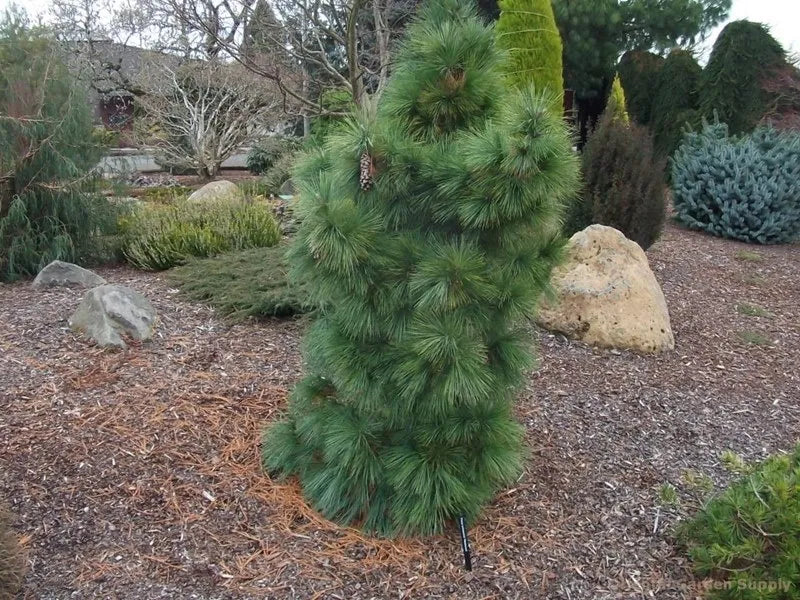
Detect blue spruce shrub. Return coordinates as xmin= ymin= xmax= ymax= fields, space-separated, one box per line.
xmin=672 ymin=120 xmax=800 ymax=244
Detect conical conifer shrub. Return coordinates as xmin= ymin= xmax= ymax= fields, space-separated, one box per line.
xmin=496 ymin=0 xmax=564 ymax=116
xmin=262 ymin=0 xmax=579 ymax=537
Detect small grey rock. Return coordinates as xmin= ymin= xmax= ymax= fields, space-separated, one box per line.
xmin=69 ymin=285 xmax=157 ymax=348
xmin=33 ymin=261 xmax=107 ymax=288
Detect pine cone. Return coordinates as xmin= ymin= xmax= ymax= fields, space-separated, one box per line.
xmin=360 ymin=152 xmax=374 ymax=191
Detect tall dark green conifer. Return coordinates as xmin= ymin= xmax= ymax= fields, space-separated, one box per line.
xmin=701 ymin=20 xmax=786 ymax=135
xmin=618 ymin=50 xmax=665 ymax=126
xmin=262 ymin=0 xmax=579 ymax=537
xmin=651 ymin=49 xmax=702 ymax=156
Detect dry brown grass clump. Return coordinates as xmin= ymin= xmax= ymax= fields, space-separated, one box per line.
xmin=0 ymin=504 xmax=25 ymax=600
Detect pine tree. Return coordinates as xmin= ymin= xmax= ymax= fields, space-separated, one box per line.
xmin=651 ymin=49 xmax=702 ymax=156
xmin=0 ymin=14 xmax=107 ymax=281
xmin=496 ymin=0 xmax=564 ymax=116
xmin=262 ymin=0 xmax=579 ymax=537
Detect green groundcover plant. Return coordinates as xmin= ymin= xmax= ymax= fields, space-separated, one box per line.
xmin=261 ymin=0 xmax=579 ymax=537
xmin=680 ymin=445 xmax=800 ymax=599
xmin=169 ymin=244 xmax=314 ymax=320
xmin=672 ymin=119 xmax=800 ymax=244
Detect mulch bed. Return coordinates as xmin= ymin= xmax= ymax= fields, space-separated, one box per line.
xmin=1 ymin=223 xmax=798 ymax=599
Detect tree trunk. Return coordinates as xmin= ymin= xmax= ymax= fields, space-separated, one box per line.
xmin=347 ymin=0 xmax=365 ymax=106
xmin=0 ymin=176 xmax=14 ymax=220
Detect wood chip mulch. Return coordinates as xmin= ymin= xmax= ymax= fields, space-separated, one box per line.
xmin=1 ymin=222 xmax=798 ymax=599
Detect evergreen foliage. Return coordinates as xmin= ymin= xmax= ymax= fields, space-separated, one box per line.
xmin=246 ymin=137 xmax=300 ymax=175
xmin=651 ymin=49 xmax=702 ymax=157
xmin=0 ymin=504 xmax=25 ymax=600
xmin=618 ymin=50 xmax=665 ymax=126
xmin=262 ymin=152 xmax=300 ymax=194
xmin=120 ymin=201 xmax=281 ymax=270
xmin=262 ymin=0 xmax=579 ymax=537
xmin=701 ymin=20 xmax=787 ymax=135
xmin=680 ymin=445 xmax=800 ymax=599
xmin=496 ymin=0 xmax=564 ymax=116
xmin=0 ymin=15 xmax=111 ymax=282
xmin=575 ymin=108 xmax=667 ymax=249
xmin=672 ymin=120 xmax=800 ymax=244
xmin=607 ymin=74 xmax=629 ymax=124
xmin=311 ymin=89 xmax=356 ymax=143
xmin=170 ymin=244 xmax=315 ymax=320
xmin=552 ymin=0 xmax=729 ymax=102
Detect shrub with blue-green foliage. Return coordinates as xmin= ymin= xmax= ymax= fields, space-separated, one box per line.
xmin=672 ymin=120 xmax=800 ymax=244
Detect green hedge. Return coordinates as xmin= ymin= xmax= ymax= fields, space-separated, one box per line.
xmin=120 ymin=200 xmax=281 ymax=270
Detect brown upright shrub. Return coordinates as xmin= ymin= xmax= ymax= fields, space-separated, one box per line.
xmin=581 ymin=109 xmax=667 ymax=249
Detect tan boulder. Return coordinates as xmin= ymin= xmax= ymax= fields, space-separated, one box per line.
xmin=186 ymin=180 xmax=244 ymax=204
xmin=537 ymin=225 xmax=674 ymax=353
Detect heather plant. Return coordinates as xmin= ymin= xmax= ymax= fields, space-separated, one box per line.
xmin=672 ymin=120 xmax=800 ymax=244
xmin=121 ymin=200 xmax=281 ymax=270
xmin=496 ymin=0 xmax=564 ymax=116
xmin=570 ymin=108 xmax=667 ymax=249
xmin=680 ymin=445 xmax=800 ymax=599
xmin=0 ymin=13 xmax=112 ymax=281
xmin=262 ymin=0 xmax=579 ymax=537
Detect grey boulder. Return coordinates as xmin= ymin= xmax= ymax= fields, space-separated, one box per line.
xmin=69 ymin=285 xmax=157 ymax=348
xmin=33 ymin=261 xmax=106 ymax=288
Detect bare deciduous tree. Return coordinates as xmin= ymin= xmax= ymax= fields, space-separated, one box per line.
xmin=166 ymin=0 xmax=418 ymax=115
xmin=48 ymin=0 xmax=419 ymax=133
xmin=134 ymin=62 xmax=283 ymax=177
